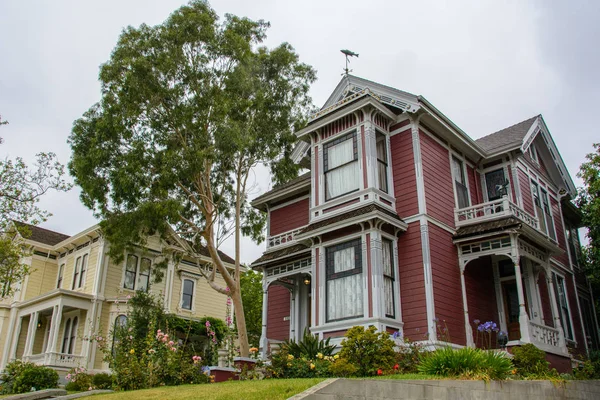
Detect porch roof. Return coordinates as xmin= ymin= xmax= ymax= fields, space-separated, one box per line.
xmin=251 ymin=243 xmax=310 ymax=268
xmin=453 ymin=216 xmax=522 ymax=239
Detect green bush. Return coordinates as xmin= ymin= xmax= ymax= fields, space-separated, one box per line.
xmin=65 ymin=367 xmax=92 ymax=392
xmin=281 ymin=329 xmax=336 ymax=359
xmin=268 ymin=350 xmax=335 ymax=378
xmin=395 ymin=339 xmax=425 ymax=373
xmin=339 ymin=326 xmax=396 ymax=376
xmin=328 ymin=357 xmax=358 ymax=377
xmin=92 ymin=373 xmax=113 ymax=389
xmin=511 ymin=343 xmax=551 ymax=377
xmin=573 ymin=350 xmax=600 ymax=380
xmin=0 ymin=360 xmax=59 ymax=394
xmin=418 ymin=347 xmax=513 ymax=380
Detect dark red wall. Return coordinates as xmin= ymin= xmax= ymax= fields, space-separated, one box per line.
xmin=267 ymin=285 xmax=290 ymax=341
xmin=397 ymin=222 xmax=427 ymax=340
xmin=467 ymin=166 xmax=483 ymax=205
xmin=390 ymin=129 xmax=419 ymax=217
xmin=518 ymin=169 xmax=534 ymax=215
xmin=566 ymin=275 xmax=586 ymax=357
xmin=551 ymin=197 xmax=570 ymax=267
xmin=420 ymin=131 xmax=455 ymax=227
xmin=429 ymin=224 xmax=465 ymax=345
xmin=269 ymin=198 xmax=309 ymax=236
xmin=538 ymin=270 xmax=554 ymax=328
xmin=464 ymin=256 xmax=500 ymax=348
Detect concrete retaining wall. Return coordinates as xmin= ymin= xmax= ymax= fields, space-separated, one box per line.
xmin=290 ymin=378 xmax=600 ymax=400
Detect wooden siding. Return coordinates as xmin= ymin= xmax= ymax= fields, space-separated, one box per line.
xmin=390 ymin=130 xmax=418 ymax=217
xmin=429 ymin=224 xmax=465 ymax=345
xmin=465 ymin=256 xmax=500 ymax=347
xmin=519 ymin=169 xmax=535 ymax=215
xmin=467 ymin=166 xmax=483 ymax=205
xmin=397 ymin=222 xmax=427 ymax=340
xmin=267 ymin=285 xmax=290 ymax=341
xmin=24 ymin=257 xmax=59 ymax=300
xmin=565 ymin=275 xmax=586 ymax=356
xmin=420 ymin=131 xmax=455 ymax=227
xmin=321 ymin=114 xmax=357 ymax=140
xmin=551 ymin=197 xmax=570 ymax=267
xmin=390 ymin=119 xmax=410 ymax=132
xmin=507 ymin=166 xmax=517 ymax=201
xmin=270 ymin=198 xmax=309 ymax=236
xmin=538 ymin=269 xmax=554 ymax=328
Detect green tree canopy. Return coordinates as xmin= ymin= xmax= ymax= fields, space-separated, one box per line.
xmin=68 ymin=0 xmax=315 ymax=356
xmin=239 ymin=269 xmax=263 ymax=347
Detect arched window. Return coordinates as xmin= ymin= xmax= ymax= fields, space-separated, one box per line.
xmin=111 ymin=315 xmax=128 ymax=355
xmin=68 ymin=317 xmax=78 ymax=354
xmin=181 ymin=279 xmax=195 ymax=310
xmin=61 ymin=318 xmax=72 ymax=353
xmin=57 ymin=264 xmax=65 ymax=289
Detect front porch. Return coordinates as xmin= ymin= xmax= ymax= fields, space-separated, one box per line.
xmin=457 ymin=235 xmax=570 ymax=357
xmin=3 ymin=290 xmax=95 ymax=370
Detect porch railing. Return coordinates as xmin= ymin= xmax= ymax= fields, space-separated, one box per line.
xmin=455 ymin=197 xmax=539 ymax=231
xmin=24 ymin=352 xmax=85 ymax=368
xmin=529 ymin=321 xmax=561 ymax=348
xmin=267 ymin=228 xmax=303 ymax=249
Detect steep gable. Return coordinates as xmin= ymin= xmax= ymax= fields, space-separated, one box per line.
xmin=475 ymin=115 xmax=539 ymax=153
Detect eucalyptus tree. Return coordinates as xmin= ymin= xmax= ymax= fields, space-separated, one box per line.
xmin=68 ymin=0 xmax=315 ymax=356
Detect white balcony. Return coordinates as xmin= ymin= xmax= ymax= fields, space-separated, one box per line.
xmin=25 ymin=352 xmax=85 ymax=369
xmin=455 ymin=197 xmax=539 ymax=231
xmin=267 ymin=228 xmax=304 ymax=249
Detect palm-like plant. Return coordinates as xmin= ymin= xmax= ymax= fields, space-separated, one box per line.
xmin=281 ymin=329 xmax=336 ymax=358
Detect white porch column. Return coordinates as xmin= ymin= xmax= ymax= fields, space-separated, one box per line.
xmin=512 ymin=257 xmax=531 ymax=343
xmin=290 ymin=279 xmax=297 ymax=341
xmin=459 ymin=264 xmax=474 ymax=347
xmin=24 ymin=311 xmax=39 ymax=357
xmin=1 ymin=308 xmax=19 ymax=369
xmin=546 ymin=268 xmax=566 ymax=349
xmin=8 ymin=315 xmax=23 ymax=361
xmin=82 ymin=305 xmax=94 ymax=363
xmin=48 ymin=303 xmax=64 ymax=354
xmin=259 ymin=279 xmax=269 ymax=360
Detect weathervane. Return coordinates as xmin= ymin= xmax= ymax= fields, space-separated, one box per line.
xmin=341 ymin=49 xmax=359 ymax=75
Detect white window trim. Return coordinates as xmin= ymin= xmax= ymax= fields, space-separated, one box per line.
xmin=449 ymin=151 xmax=472 ymax=209
xmin=381 ymin=232 xmax=401 ymax=322
xmin=120 ymin=253 xmax=153 ymax=292
xmin=322 ymin=129 xmax=361 ymax=202
xmin=70 ymin=250 xmax=90 ymax=291
xmin=56 ymin=263 xmax=65 ymax=289
xmin=551 ymin=270 xmax=576 ymax=343
xmin=179 ymin=273 xmax=199 ymax=312
xmin=375 ymin=129 xmax=392 ymax=196
xmin=530 ymin=177 xmax=558 ymax=240
xmin=540 ymin=186 xmax=558 ymax=241
xmin=480 ymin=163 xmax=512 ymax=203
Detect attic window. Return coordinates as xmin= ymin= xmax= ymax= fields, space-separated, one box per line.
xmin=529 ymin=143 xmax=539 ymax=165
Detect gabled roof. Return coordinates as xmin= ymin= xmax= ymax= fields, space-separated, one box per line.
xmin=251 ymin=172 xmax=311 ymax=209
xmin=475 ymin=115 xmax=539 ymax=153
xmin=14 ymin=221 xmax=70 ymax=246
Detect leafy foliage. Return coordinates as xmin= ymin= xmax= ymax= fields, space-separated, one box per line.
xmin=511 ymin=343 xmax=553 ymax=377
xmin=417 ymin=347 xmax=513 ymax=380
xmin=0 ymin=118 xmax=72 ymax=298
xmin=394 ymin=338 xmax=426 ymax=374
xmin=573 ymin=350 xmax=600 ymax=379
xmin=65 ymin=367 xmax=93 ymax=392
xmin=0 ymin=360 xmax=59 ymax=394
xmin=328 ymin=357 xmax=358 ymax=377
xmin=339 ymin=326 xmax=397 ymax=376
xmin=92 ymin=373 xmax=114 ymax=390
xmin=68 ymin=0 xmax=315 ymax=357
xmin=269 ymin=350 xmax=337 ymax=379
xmin=577 ymin=143 xmax=600 ymax=319
xmin=282 ymin=329 xmax=336 ymax=359
xmin=239 ymin=270 xmax=263 ymax=347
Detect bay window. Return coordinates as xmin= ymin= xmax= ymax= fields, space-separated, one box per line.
xmin=326 ymin=239 xmax=363 ymax=322
xmin=452 ymin=156 xmax=469 ymax=209
xmin=324 ymin=132 xmax=359 ymax=200
xmin=376 ymin=132 xmax=388 ymax=193
xmin=382 ymin=238 xmax=395 ymax=318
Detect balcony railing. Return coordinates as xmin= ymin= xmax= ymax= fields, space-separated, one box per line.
xmin=267 ymin=228 xmax=303 ymax=249
xmin=455 ymin=197 xmax=539 ymax=231
xmin=25 ymin=352 xmax=85 ymax=368
xmin=529 ymin=321 xmax=562 ymax=348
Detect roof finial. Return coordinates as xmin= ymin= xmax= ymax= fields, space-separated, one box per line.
xmin=340 ymin=49 xmax=359 ymax=76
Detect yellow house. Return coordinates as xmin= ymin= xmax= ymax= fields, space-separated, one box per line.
xmin=0 ymin=222 xmax=235 ymax=374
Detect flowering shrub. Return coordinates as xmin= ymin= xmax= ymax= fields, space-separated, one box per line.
xmin=269 ymin=350 xmax=336 ymax=378
xmin=0 ymin=361 xmax=59 ymax=394
xmin=339 ymin=326 xmax=396 ymax=376
xmin=392 ymin=332 xmax=426 ymax=374
xmin=473 ymin=319 xmax=501 ymax=349
xmin=65 ymin=367 xmax=93 ymax=392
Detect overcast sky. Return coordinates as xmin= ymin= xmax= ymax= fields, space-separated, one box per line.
xmin=0 ymin=0 xmax=598 ymax=264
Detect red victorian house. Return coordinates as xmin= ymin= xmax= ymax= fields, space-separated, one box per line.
xmin=251 ymin=75 xmax=599 ymax=369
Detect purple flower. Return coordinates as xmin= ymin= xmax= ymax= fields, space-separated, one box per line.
xmin=392 ymin=331 xmax=402 ymax=340
xmin=473 ymin=319 xmax=480 ymax=325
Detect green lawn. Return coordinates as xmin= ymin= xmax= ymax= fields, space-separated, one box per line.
xmin=89 ymin=379 xmax=324 ymax=400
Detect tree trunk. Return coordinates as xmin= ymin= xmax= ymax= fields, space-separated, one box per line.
xmin=232 ymin=288 xmax=250 ymax=357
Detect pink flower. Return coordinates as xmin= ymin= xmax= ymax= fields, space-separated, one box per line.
xmin=171 ymin=347 xmax=177 ymax=352
xmin=162 ymin=336 xmax=168 ymax=342
xmin=126 ymin=294 xmax=131 ymax=299
xmin=205 ymin=321 xmax=211 ymax=328
xmin=225 ymin=287 xmax=230 ymax=292
xmin=168 ymin=341 xmax=175 ymax=346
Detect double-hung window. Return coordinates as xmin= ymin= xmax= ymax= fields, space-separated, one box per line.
xmin=452 ymin=156 xmax=469 ymax=209
xmin=326 ymin=239 xmax=363 ymax=322
xmin=72 ymin=254 xmax=88 ymax=289
xmin=531 ymin=181 xmax=547 ymax=233
xmin=57 ymin=264 xmax=65 ymax=289
xmin=61 ymin=316 xmax=78 ymax=354
xmin=566 ymin=224 xmax=581 ymax=266
xmin=552 ymin=273 xmax=573 ymax=341
xmin=382 ymin=239 xmax=395 ymax=318
xmin=181 ymin=279 xmax=195 ymax=310
xmin=124 ymin=254 xmax=152 ymax=291
xmin=541 ymin=189 xmax=556 ymax=240
xmin=376 ymin=132 xmax=388 ymax=193
xmin=324 ymin=133 xmax=359 ymax=200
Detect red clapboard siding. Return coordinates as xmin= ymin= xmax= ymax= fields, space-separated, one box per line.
xmin=267 ymin=285 xmax=290 ymax=341
xmin=507 ymin=167 xmax=517 ymax=201
xmin=269 ymin=198 xmax=309 ymax=236
xmin=397 ymin=222 xmax=427 ymax=340
xmin=390 ymin=130 xmax=419 ymax=217
xmin=519 ymin=169 xmax=535 ymax=215
xmin=566 ymin=275 xmax=586 ymax=356
xmin=429 ymin=224 xmax=465 ymax=345
xmin=464 ymin=255 xmax=500 ymax=347
xmin=551 ymin=197 xmax=570 ymax=267
xmin=390 ymin=119 xmax=410 ymax=132
xmin=420 ymin=131 xmax=455 ymax=227
xmin=538 ymin=270 xmax=554 ymax=328
xmin=467 ymin=166 xmax=483 ymax=205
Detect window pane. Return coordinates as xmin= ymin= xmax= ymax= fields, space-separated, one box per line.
xmin=326 ymin=162 xmax=359 ymax=199
xmin=57 ymin=264 xmax=64 ymax=289
xmin=72 ymin=257 xmax=81 ymax=289
xmin=327 ymin=138 xmax=354 ymax=170
xmin=62 ymin=319 xmax=71 ymax=353
xmin=78 ymin=254 xmax=88 ymax=288
xmin=138 ymin=258 xmax=151 ymax=292
xmin=124 ymin=255 xmax=138 ymax=290
xmin=182 ymin=279 xmax=194 ymax=310
xmin=327 ymin=273 xmax=363 ymax=321
xmin=553 ymin=274 xmax=573 ymax=340
xmin=378 ymin=160 xmax=388 ymax=193
xmin=333 ymin=247 xmax=355 ymax=273
xmin=69 ymin=317 xmax=78 ymax=354
xmin=485 ymin=169 xmax=506 ymax=201
xmin=382 ymin=240 xmax=392 ymax=277
xmin=376 ymin=137 xmax=387 ymax=163
xmin=384 ymin=277 xmax=394 ymax=318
